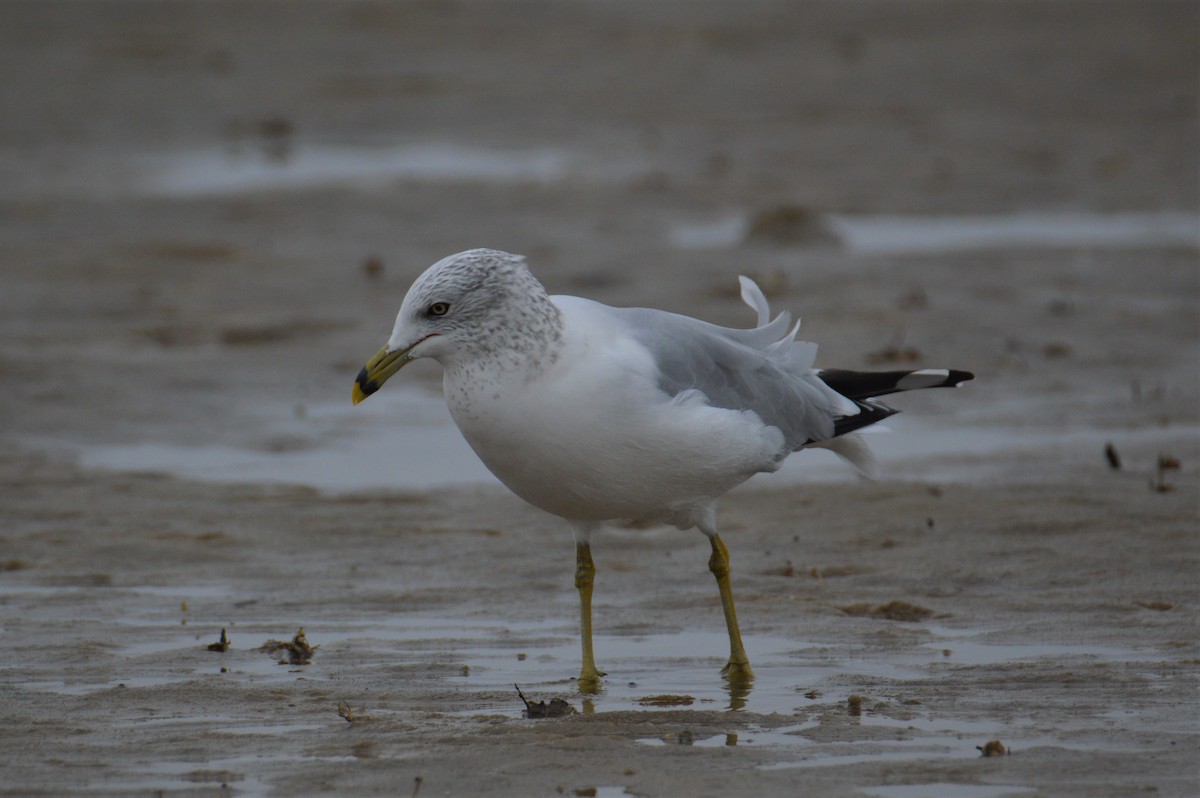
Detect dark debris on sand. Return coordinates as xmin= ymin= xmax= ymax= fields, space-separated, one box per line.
xmin=260 ymin=628 xmax=318 ymax=665
xmin=515 ymin=684 xmax=576 ymax=718
xmin=206 ymin=628 xmax=230 ymax=652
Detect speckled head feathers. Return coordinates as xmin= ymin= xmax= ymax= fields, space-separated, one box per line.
xmin=390 ymin=249 xmax=563 ymax=371
xmin=409 ymin=249 xmax=533 ymax=301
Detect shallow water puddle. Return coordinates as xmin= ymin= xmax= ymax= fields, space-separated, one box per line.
xmin=49 ymin=611 xmax=1184 ymax=705
xmin=138 ymin=144 xmax=571 ymax=197
xmin=13 ymin=602 xmax=1183 ymax=712
xmin=17 ymin=675 xmax=185 ymax=696
xmin=447 ymin=628 xmax=826 ymax=714
xmin=857 ymin=713 xmax=1009 ymax=737
xmin=217 ymin=723 xmax=326 ymax=736
xmin=5 ymin=616 xmax=1172 ymax=796
xmin=73 ymin=389 xmax=495 ymax=491
xmin=638 ymin=724 xmax=817 ymax=748
xmin=231 ymin=615 xmax=868 ymax=715
xmin=759 ymin=738 xmax=983 ymax=770
xmin=98 ymin=752 xmax=357 ymax=796
xmin=123 ymin=584 xmax=241 ymax=600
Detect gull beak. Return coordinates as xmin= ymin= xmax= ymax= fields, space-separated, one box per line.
xmin=352 ymin=344 xmax=414 ymax=405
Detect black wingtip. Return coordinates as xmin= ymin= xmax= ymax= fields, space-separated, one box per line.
xmin=948 ymin=369 xmax=975 ymax=387
xmin=819 ymin=367 xmax=975 ymax=400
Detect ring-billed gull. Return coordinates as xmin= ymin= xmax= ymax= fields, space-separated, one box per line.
xmin=353 ymin=248 xmax=973 ymax=690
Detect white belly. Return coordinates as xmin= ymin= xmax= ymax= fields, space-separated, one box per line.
xmin=442 ymin=331 xmax=785 ymax=524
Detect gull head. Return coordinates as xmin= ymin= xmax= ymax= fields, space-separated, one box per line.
xmin=353 ymin=248 xmax=561 ymax=404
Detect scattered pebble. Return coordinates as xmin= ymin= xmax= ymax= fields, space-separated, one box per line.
xmin=1104 ymin=442 xmax=1122 ymax=470
xmin=362 ymin=255 xmax=384 ymax=279
xmin=1151 ymin=453 xmax=1182 ymax=493
xmin=978 ymin=739 xmax=1008 ymax=757
xmin=768 ymin=560 xmax=794 ymax=577
xmin=867 ymin=345 xmax=923 ymax=364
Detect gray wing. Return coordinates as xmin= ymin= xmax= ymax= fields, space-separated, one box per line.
xmin=612 ymin=306 xmax=853 ymax=449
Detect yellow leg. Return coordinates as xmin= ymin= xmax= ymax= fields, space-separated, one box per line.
xmin=575 ymin=542 xmax=605 ymax=692
xmin=708 ymin=534 xmax=755 ymax=683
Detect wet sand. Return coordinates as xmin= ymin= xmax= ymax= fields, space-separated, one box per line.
xmin=1 ymin=2 xmax=1198 ymax=796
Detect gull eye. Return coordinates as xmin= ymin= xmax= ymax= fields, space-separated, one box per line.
xmin=428 ymin=302 xmax=450 ymax=317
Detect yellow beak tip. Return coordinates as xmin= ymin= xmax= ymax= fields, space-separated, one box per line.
xmin=352 ymin=384 xmax=366 ymax=405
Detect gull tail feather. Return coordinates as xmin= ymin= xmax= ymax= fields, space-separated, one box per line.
xmin=808 ymin=433 xmax=879 ymax=479
xmin=739 ymin=276 xmax=819 ymax=371
xmin=738 ymin=276 xmax=771 ymax=327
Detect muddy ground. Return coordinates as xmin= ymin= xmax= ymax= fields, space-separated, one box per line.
xmin=1 ymin=2 xmax=1197 ymax=796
